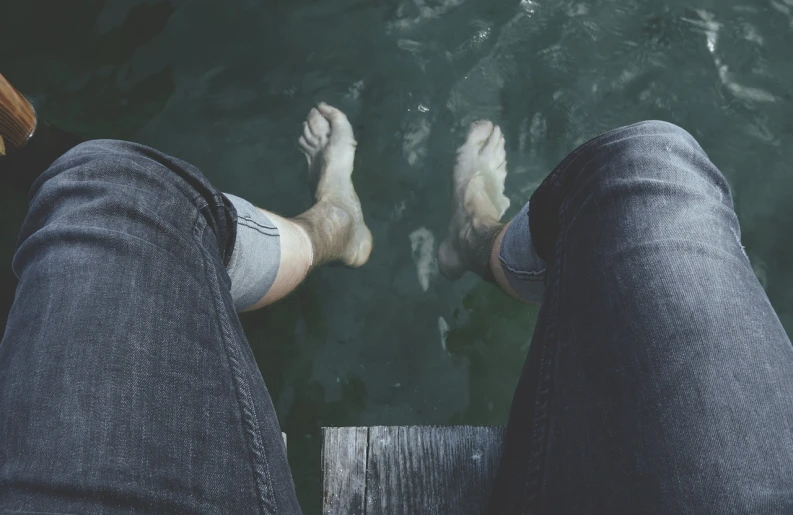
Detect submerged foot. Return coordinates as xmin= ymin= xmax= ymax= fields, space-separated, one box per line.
xmin=296 ymin=103 xmax=372 ymax=267
xmin=438 ymin=120 xmax=510 ymax=279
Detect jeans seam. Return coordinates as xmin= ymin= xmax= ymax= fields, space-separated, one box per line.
xmin=239 ymin=214 xmax=278 ymax=232
xmin=193 ymin=213 xmax=278 ymax=514
xmin=499 ymin=259 xmax=547 ymax=281
xmin=524 ymin=187 xmax=573 ymax=512
xmin=238 ymin=220 xmax=280 ymax=238
xmin=523 ymin=125 xmax=645 ymax=507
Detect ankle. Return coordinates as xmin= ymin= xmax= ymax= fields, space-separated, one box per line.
xmin=463 ymin=221 xmax=504 ymax=278
xmin=294 ymin=200 xmax=353 ymax=268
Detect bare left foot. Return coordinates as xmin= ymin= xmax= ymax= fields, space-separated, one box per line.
xmin=296 ymin=103 xmax=373 ymax=267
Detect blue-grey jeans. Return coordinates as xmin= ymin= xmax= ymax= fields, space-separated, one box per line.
xmin=1 ymin=122 xmax=791 ymax=513
xmin=492 ymin=121 xmax=793 ymax=514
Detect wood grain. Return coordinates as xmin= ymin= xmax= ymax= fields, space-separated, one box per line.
xmin=0 ymin=73 xmax=36 ymax=152
xmin=322 ymin=426 xmax=369 ymax=515
xmin=322 ymin=426 xmax=505 ymax=515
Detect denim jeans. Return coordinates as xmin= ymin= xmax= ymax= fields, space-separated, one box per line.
xmin=1 ymin=122 xmax=792 ymax=514
xmin=0 ymin=141 xmax=301 ymax=513
xmin=491 ymin=121 xmax=793 ymax=513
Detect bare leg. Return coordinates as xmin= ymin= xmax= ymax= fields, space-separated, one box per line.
xmin=438 ymin=120 xmax=527 ymax=301
xmin=244 ymin=103 xmax=372 ymax=310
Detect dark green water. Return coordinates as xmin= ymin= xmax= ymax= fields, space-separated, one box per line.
xmin=2 ymin=0 xmax=792 ymax=510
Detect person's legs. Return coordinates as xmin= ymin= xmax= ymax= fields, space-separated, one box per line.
xmin=225 ymin=103 xmax=371 ymax=311
xmin=442 ymin=120 xmax=793 ymax=513
xmin=0 ymin=138 xmax=300 ymax=513
xmin=0 ymin=103 xmax=369 ymax=512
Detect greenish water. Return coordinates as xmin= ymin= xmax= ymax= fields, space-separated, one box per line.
xmin=2 ymin=0 xmax=792 ymax=510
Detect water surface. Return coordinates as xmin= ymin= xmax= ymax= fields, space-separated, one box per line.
xmin=2 ymin=0 xmax=792 ymax=510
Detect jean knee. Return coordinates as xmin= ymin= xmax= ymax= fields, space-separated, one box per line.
xmin=529 ymin=121 xmax=734 ymax=260
xmin=33 ymin=140 xmax=153 ymax=194
xmin=32 ymin=139 xmax=213 ymax=209
xmin=55 ymin=139 xmax=149 ymax=170
xmin=66 ymin=139 xmax=135 ymax=157
xmin=28 ymin=139 xmax=236 ymax=267
xmin=586 ymin=120 xmax=730 ymax=202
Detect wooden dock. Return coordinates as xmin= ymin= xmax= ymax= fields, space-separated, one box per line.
xmin=321 ymin=426 xmax=505 ymax=515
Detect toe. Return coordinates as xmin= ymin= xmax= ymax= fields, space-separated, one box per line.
xmin=303 ymin=122 xmax=320 ymax=147
xmin=308 ymin=108 xmax=330 ymax=141
xmin=467 ymin=120 xmax=494 ymax=146
xmin=496 ymin=155 xmax=507 ymax=172
xmin=484 ymin=125 xmax=504 ymax=155
xmin=298 ymin=135 xmax=314 ymax=154
xmin=496 ymin=143 xmax=507 ymax=166
xmin=318 ymin=102 xmax=356 ymax=145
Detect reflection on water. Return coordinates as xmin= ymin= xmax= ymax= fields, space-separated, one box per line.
xmin=2 ymin=0 xmax=793 ymax=510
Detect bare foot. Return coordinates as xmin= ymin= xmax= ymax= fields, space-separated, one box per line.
xmin=438 ymin=120 xmax=510 ymax=279
xmin=296 ymin=103 xmax=372 ymax=268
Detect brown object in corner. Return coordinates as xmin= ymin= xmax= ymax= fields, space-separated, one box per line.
xmin=0 ymin=73 xmax=37 ymax=153
xmin=0 ymin=74 xmax=82 ymax=193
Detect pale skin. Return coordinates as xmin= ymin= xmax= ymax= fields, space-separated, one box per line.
xmin=242 ymin=103 xmax=372 ymax=311
xmin=437 ymin=119 xmax=526 ymax=301
xmin=241 ymin=105 xmax=522 ymax=311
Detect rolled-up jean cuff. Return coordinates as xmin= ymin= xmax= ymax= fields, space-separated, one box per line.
xmin=223 ymin=193 xmax=281 ymax=312
xmin=498 ymin=201 xmax=547 ymax=303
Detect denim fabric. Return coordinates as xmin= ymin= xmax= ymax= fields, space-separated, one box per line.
xmin=2 ymin=123 xmax=792 ymax=515
xmin=0 ymin=140 xmax=301 ymax=514
xmin=490 ymin=121 xmax=793 ymax=514
xmin=223 ymin=193 xmax=281 ymax=312
xmin=499 ymin=201 xmax=546 ymax=304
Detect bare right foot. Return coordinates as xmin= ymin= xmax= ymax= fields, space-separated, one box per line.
xmin=438 ymin=120 xmax=510 ymax=279
xmin=295 ymin=103 xmax=373 ymax=268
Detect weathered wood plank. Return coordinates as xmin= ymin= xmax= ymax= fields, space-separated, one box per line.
xmin=366 ymin=426 xmax=505 ymax=514
xmin=322 ymin=426 xmax=368 ymax=515
xmin=322 ymin=426 xmax=505 ymax=515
